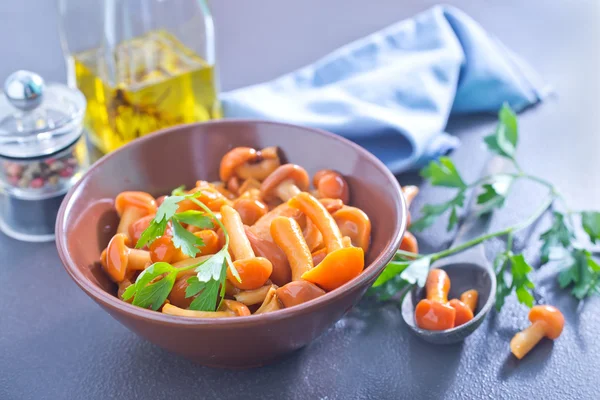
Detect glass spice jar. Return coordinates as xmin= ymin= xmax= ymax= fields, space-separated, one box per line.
xmin=0 ymin=70 xmax=87 ymax=242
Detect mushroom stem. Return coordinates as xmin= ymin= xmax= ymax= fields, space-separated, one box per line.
xmin=288 ymin=192 xmax=344 ymax=253
xmin=221 ymin=205 xmax=255 ymax=260
xmin=460 ymin=289 xmax=478 ymax=312
xmin=254 ymin=286 xmax=282 ymax=314
xmin=275 ymin=180 xmax=302 ymax=201
xmin=117 ymin=207 xmax=146 ymax=237
xmin=270 ymin=217 xmax=313 ymax=281
xmin=510 ymin=321 xmax=547 ymax=359
xmin=162 ymin=303 xmax=234 ymax=318
xmin=234 ymin=285 xmax=274 ymax=306
xmin=128 ymin=248 xmax=152 ymax=270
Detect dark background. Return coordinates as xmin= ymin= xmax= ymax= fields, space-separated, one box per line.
xmin=1 ymin=1 xmax=599 ymax=399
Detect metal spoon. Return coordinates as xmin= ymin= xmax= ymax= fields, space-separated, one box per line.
xmin=401 ymin=157 xmax=506 ymax=344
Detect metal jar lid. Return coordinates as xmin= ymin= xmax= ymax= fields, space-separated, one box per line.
xmin=0 ymin=70 xmax=86 ymax=159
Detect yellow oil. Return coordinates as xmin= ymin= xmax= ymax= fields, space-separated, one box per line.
xmin=72 ymin=30 xmax=221 ymax=153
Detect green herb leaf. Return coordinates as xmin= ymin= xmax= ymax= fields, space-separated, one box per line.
xmin=510 ymin=254 xmax=535 ymax=307
xmin=128 ymin=262 xmax=178 ymax=311
xmin=171 ymin=220 xmax=203 ymax=257
xmin=539 ymin=212 xmax=573 ymax=265
xmin=399 ymin=257 xmax=431 ymax=287
xmin=494 ymin=252 xmax=511 ymax=311
xmin=185 ymin=276 xmax=206 ymax=298
xmin=420 ymin=157 xmax=467 ymax=189
xmin=558 ymin=249 xmax=600 ymax=299
xmin=121 ymin=283 xmax=136 ymax=301
xmin=372 ymin=261 xmax=410 ymax=287
xmin=171 ymin=185 xmax=186 ymax=196
xmin=156 ymin=195 xmax=185 ymax=221
xmin=195 ymin=249 xmax=226 ymax=282
xmin=135 ymin=218 xmax=168 ymax=249
xmin=188 ymin=277 xmax=221 ymax=311
xmin=484 ymin=103 xmax=519 ymax=159
xmin=174 ymin=210 xmax=214 ymax=229
xmin=476 ymin=176 xmax=512 ymax=215
xmin=581 ymin=211 xmax=600 ymax=244
xmin=411 ymin=192 xmax=465 ymax=232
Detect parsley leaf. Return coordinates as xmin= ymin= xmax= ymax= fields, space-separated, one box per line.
xmin=484 ymin=103 xmax=519 ymax=160
xmin=156 ymin=195 xmax=185 ymax=221
xmin=189 ymin=279 xmax=221 ymax=311
xmin=171 ymin=220 xmax=203 ymax=257
xmin=195 ymin=249 xmax=226 ymax=282
xmin=411 ymin=192 xmax=465 ymax=232
xmin=185 ymin=276 xmax=206 ymax=298
xmin=173 ymin=210 xmax=214 ymax=229
xmin=125 ymin=262 xmax=178 ymax=310
xmin=494 ymin=252 xmax=511 ymax=311
xmin=372 ymin=261 xmax=410 ymax=287
xmin=421 ymin=157 xmax=467 ymax=189
xmin=539 ymin=212 xmax=573 ymax=264
xmin=558 ymin=249 xmax=600 ymax=299
xmin=476 ymin=176 xmax=513 ymax=215
xmin=581 ymin=211 xmax=600 ymax=244
xmin=495 ymin=253 xmax=535 ymax=310
xmin=136 ymin=218 xmax=168 ymax=249
xmin=510 ymin=254 xmax=535 ymax=307
xmin=398 ymin=257 xmax=431 ymax=287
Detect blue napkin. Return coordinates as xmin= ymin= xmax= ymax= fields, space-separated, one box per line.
xmin=221 ymin=5 xmax=550 ymax=174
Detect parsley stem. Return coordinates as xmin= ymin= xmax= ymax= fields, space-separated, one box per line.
xmin=395 ymin=249 xmax=422 ymax=259
xmin=426 ymin=196 xmax=554 ymax=262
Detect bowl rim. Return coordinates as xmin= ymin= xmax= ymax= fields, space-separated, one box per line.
xmin=56 ymin=119 xmax=407 ymax=327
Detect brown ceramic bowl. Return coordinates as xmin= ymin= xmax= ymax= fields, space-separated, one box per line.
xmin=56 ymin=120 xmax=406 ymax=368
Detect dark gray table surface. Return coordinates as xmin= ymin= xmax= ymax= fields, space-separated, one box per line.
xmin=1 ymin=1 xmax=599 ymax=399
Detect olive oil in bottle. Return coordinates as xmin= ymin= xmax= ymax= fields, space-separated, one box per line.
xmin=72 ymin=30 xmax=221 ymax=153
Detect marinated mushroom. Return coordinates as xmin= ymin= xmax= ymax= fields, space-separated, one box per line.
xmin=149 ymin=235 xmax=188 ymax=264
xmin=510 ymin=305 xmax=564 ymax=359
xmin=260 ymin=164 xmax=310 ymax=203
xmin=254 ymin=286 xmax=282 ymax=314
xmin=162 ymin=303 xmax=234 ymax=318
xmin=400 ymin=231 xmax=419 ymax=254
xmin=312 ymin=169 xmax=350 ymax=204
xmin=102 ymin=233 xmax=151 ymax=283
xmin=448 ymin=299 xmax=474 ymax=327
xmin=128 ymin=214 xmax=155 ymax=247
xmin=249 ymin=202 xmax=303 ymax=242
xmin=460 ymin=289 xmax=478 ymax=312
xmin=221 ymin=205 xmax=273 ymax=290
xmin=219 ymin=146 xmax=281 ymax=187
xmin=270 ymin=216 xmax=313 ymax=281
xmin=319 ymin=198 xmax=344 ymax=214
xmin=114 ymin=191 xmax=157 ymax=239
xmin=234 ymin=284 xmax=275 ymax=306
xmin=276 ymin=280 xmax=326 ymax=308
xmin=245 ymin=227 xmax=291 ymax=286
xmin=333 ymin=206 xmax=371 ymax=253
xmin=288 ymin=192 xmax=364 ymax=291
xmin=233 ymin=197 xmax=268 ymax=226
xmin=414 ymin=269 xmax=456 ymax=331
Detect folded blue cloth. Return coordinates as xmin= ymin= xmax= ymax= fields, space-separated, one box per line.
xmin=221 ymin=5 xmax=550 ymax=174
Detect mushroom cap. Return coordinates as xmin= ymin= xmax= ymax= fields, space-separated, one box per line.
xmin=260 ymin=164 xmax=310 ymax=202
xmin=219 ymin=147 xmax=258 ymax=182
xmin=233 ymin=197 xmax=268 ymax=226
xmin=529 ymin=305 xmax=565 ymax=339
xmin=219 ymin=299 xmax=251 ymax=317
xmin=415 ymin=299 xmax=456 ymax=331
xmin=245 ymin=226 xmax=291 ymax=286
xmin=312 ymin=169 xmax=350 ymax=204
xmin=319 ymin=198 xmax=344 ymax=214
xmin=448 ymin=299 xmax=474 ymax=327
xmin=114 ymin=191 xmax=157 ymax=216
xmin=333 ymin=206 xmax=371 ymax=253
xmin=276 ymin=280 xmax=326 ymax=308
xmin=104 ymin=233 xmax=130 ymax=282
xmin=227 ymin=257 xmax=273 ymax=290
xmin=301 ymin=246 xmax=364 ymax=291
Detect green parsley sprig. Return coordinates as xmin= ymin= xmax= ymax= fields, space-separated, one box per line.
xmin=371 ymin=103 xmax=600 ymax=309
xmin=122 ymin=188 xmax=241 ymax=312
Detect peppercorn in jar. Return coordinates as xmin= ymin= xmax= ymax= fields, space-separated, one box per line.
xmin=0 ymin=70 xmax=87 ymax=241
